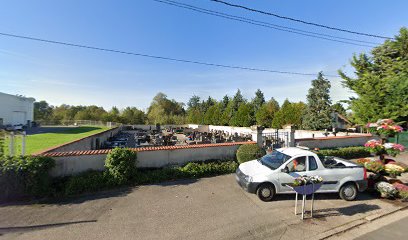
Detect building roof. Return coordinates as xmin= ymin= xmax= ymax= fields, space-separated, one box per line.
xmin=336 ymin=113 xmax=351 ymax=124
xmin=0 ymin=91 xmax=35 ymax=102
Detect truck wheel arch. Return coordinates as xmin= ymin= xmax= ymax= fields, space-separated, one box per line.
xmin=256 ymin=182 xmax=276 ymax=201
xmin=339 ymin=182 xmax=358 ymax=201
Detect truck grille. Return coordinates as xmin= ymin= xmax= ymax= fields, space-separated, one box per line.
xmin=236 ymin=168 xmax=247 ymax=181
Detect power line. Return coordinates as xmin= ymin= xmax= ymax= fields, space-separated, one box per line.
xmin=152 ymin=0 xmax=378 ymax=47
xmin=0 ymin=32 xmax=339 ymax=77
xmin=211 ymin=0 xmax=393 ymax=40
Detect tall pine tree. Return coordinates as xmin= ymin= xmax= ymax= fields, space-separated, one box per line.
xmin=303 ymin=72 xmax=333 ymax=130
xmin=252 ymin=89 xmax=265 ymax=112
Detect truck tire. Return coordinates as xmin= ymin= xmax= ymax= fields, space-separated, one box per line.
xmin=257 ymin=183 xmax=275 ymax=201
xmin=339 ymin=183 xmax=357 ymax=201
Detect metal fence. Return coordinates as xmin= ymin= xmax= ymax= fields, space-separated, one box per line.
xmin=35 ymin=120 xmax=122 ymax=128
xmin=1 ymin=131 xmax=27 ymax=156
xmin=262 ymin=130 xmax=289 ymax=150
xmin=389 ymin=131 xmax=408 ymax=148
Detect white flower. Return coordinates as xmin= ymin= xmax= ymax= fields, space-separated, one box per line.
xmin=383 ymin=143 xmax=394 ymax=149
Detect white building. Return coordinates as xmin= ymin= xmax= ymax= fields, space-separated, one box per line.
xmin=0 ymin=92 xmax=35 ymax=127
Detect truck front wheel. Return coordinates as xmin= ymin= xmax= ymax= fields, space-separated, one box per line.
xmin=339 ymin=183 xmax=357 ymax=201
xmin=257 ymin=183 xmax=275 ymax=201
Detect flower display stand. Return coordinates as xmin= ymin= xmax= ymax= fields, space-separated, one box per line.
xmin=287 ymin=183 xmax=322 ymax=220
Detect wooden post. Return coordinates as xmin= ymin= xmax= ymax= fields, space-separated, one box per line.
xmin=21 ymin=131 xmax=26 ymax=156
xmin=9 ymin=132 xmax=15 ymax=156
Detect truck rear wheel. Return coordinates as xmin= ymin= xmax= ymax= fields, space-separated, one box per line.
xmin=339 ymin=183 xmax=357 ymax=201
xmin=257 ymin=183 xmax=275 ymax=201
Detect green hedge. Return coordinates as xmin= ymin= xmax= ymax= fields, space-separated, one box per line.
xmin=0 ymin=155 xmax=55 ymax=199
xmin=62 ymin=160 xmax=238 ymax=196
xmin=314 ymin=146 xmax=371 ymax=159
xmin=236 ymin=144 xmax=266 ymax=164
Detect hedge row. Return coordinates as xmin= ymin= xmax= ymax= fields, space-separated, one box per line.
xmin=315 ymin=146 xmax=371 ymax=159
xmin=1 ymin=148 xmax=239 ymax=200
xmin=63 ymin=160 xmax=238 ymax=196
xmin=0 ymin=155 xmax=55 ymax=201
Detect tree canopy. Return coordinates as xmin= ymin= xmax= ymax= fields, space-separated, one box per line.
xmin=303 ymin=72 xmax=333 ymax=130
xmin=339 ymin=27 xmax=408 ymax=124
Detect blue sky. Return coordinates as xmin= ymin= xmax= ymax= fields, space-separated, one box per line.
xmin=0 ymin=0 xmax=407 ymax=111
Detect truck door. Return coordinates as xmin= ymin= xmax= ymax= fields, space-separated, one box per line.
xmin=305 ymin=156 xmax=338 ymax=191
xmin=278 ymin=156 xmax=307 ymax=192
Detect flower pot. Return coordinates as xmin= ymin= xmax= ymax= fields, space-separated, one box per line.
xmin=293 ymin=183 xmax=322 ymax=195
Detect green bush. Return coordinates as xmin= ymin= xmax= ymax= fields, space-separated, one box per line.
xmin=315 ymin=146 xmax=371 ymax=159
xmin=64 ymin=171 xmax=113 ymax=196
xmin=105 ymin=148 xmax=137 ymax=184
xmin=134 ymin=160 xmax=238 ymax=185
xmin=236 ymin=144 xmax=266 ymax=164
xmin=180 ymin=161 xmax=238 ymax=177
xmin=0 ymin=155 xmax=55 ymax=197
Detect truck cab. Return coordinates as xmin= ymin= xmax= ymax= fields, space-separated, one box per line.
xmin=236 ymin=147 xmax=367 ymax=201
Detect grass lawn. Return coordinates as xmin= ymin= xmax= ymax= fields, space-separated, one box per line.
xmin=4 ymin=126 xmax=109 ymax=155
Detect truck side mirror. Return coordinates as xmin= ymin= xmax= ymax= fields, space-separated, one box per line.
xmin=281 ymin=167 xmax=289 ymax=173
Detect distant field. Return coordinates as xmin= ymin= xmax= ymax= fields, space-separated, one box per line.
xmin=4 ymin=126 xmax=109 ymax=155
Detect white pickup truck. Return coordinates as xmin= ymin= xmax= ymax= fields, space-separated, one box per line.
xmin=236 ymin=147 xmax=367 ymax=201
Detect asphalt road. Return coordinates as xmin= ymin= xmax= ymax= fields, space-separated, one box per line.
xmin=355 ymin=216 xmax=408 ymax=240
xmin=0 ymin=174 xmax=404 ymax=240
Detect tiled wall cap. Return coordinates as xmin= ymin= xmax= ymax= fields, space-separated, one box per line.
xmin=39 ymin=141 xmax=257 ymax=157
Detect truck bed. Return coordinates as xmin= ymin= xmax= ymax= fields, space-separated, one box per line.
xmin=319 ymin=156 xmax=362 ymax=169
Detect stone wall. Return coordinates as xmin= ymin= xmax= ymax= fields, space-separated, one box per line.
xmin=295 ymin=134 xmax=375 ymax=149
xmin=43 ymin=142 xmax=254 ymax=177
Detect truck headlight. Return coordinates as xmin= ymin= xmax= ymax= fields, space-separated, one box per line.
xmin=244 ymin=175 xmax=252 ymax=182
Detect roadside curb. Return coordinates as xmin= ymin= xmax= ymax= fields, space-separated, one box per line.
xmin=313 ymin=205 xmax=408 ymax=240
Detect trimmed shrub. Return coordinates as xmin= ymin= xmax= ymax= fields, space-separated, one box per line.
xmin=316 ymin=146 xmax=371 ymax=159
xmin=105 ymin=148 xmax=137 ymax=184
xmin=236 ymin=144 xmax=266 ymax=164
xmin=0 ymin=155 xmax=55 ymax=198
xmin=180 ymin=161 xmax=238 ymax=178
xmin=64 ymin=171 xmax=113 ymax=196
xmin=134 ymin=160 xmax=239 ymax=185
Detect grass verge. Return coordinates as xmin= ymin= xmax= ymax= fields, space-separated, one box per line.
xmin=4 ymin=126 xmax=109 ymax=155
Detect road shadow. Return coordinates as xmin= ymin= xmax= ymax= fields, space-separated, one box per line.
xmin=150 ymin=178 xmax=199 ymax=186
xmin=311 ymin=203 xmax=381 ymax=218
xmin=273 ymin=192 xmax=376 ymax=202
xmin=0 ymin=186 xmax=134 ymax=207
xmin=0 ymin=220 xmax=97 ymax=235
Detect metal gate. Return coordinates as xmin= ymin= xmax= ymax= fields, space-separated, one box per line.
xmin=262 ymin=130 xmax=289 ymax=150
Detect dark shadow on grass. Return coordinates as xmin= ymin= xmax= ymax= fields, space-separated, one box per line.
xmin=0 ymin=220 xmax=97 ymax=234
xmin=26 ymin=126 xmax=102 ymax=135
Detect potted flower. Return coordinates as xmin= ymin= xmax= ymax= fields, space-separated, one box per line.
xmin=292 ymin=175 xmax=323 ymax=195
xmin=375 ymin=181 xmax=398 ymax=198
xmin=365 ymin=119 xmax=404 ymax=162
xmin=364 ymin=161 xmax=385 ymax=174
xmin=367 ymin=119 xmax=403 ymax=138
xmin=383 ymin=143 xmax=405 ymax=157
xmin=356 ymin=158 xmax=371 ymax=166
xmin=364 ymin=139 xmax=386 ymax=158
xmin=384 ymin=164 xmax=405 ymax=178
xmin=392 ymin=182 xmax=408 ymax=201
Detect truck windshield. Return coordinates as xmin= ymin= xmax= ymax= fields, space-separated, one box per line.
xmin=258 ymin=150 xmax=291 ymax=170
